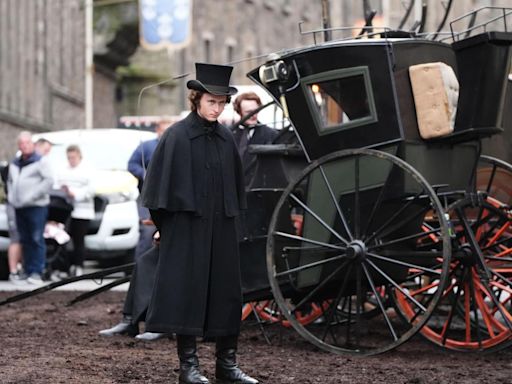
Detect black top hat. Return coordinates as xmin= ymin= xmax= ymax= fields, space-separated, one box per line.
xmin=187 ymin=63 xmax=238 ymax=96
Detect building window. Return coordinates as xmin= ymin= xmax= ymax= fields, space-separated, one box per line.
xmin=227 ymin=45 xmax=234 ymax=64
xmin=204 ymin=39 xmax=211 ymax=62
xmin=245 ymin=47 xmax=255 ymax=75
xmin=264 ymin=0 xmax=276 ymax=10
xmin=301 ymin=2 xmax=312 ymax=22
xmin=226 ymin=38 xmax=236 ymax=64
xmin=202 ymin=32 xmax=214 ymax=63
xmin=282 ymin=0 xmax=292 ymax=16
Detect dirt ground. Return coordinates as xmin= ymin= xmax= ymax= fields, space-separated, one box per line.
xmin=1 ymin=290 xmax=511 ymax=384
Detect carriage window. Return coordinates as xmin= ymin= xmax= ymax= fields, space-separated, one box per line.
xmin=303 ymin=67 xmax=377 ymax=135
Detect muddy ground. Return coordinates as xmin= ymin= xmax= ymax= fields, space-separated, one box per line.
xmin=0 ymin=290 xmax=511 ymax=384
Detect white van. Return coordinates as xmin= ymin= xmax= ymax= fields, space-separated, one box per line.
xmin=0 ymin=128 xmax=156 ymax=267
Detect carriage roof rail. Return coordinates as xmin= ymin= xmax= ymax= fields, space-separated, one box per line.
xmin=297 ymin=22 xmax=415 ymax=46
xmin=415 ymin=31 xmax=452 ymax=38
xmin=449 ymin=6 xmax=512 ymax=42
xmin=415 ymin=31 xmax=458 ymax=43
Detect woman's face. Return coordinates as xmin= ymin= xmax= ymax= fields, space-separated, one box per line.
xmin=67 ymin=150 xmax=82 ymax=168
xmin=197 ymin=93 xmax=228 ymax=122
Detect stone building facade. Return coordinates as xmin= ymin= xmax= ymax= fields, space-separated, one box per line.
xmin=0 ymin=0 xmax=122 ymax=159
xmin=134 ymin=0 xmax=512 ymax=115
xmin=0 ymin=0 xmax=510 ymax=159
xmin=0 ymin=0 xmax=86 ymax=159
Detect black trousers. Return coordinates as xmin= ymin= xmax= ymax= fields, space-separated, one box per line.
xmin=68 ymin=218 xmax=89 ymax=267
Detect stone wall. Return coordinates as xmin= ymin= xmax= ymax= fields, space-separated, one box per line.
xmin=93 ymin=69 xmax=118 ymax=128
xmin=0 ymin=0 xmax=85 ymax=160
xmin=0 ymin=122 xmax=23 ymax=161
xmin=135 ymin=0 xmax=512 ymax=116
xmin=1 ymin=0 xmax=510 ymax=158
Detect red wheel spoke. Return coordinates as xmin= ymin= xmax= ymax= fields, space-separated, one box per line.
xmin=472 ymin=280 xmax=500 ymax=336
xmin=494 ymin=246 xmax=512 ymax=259
xmin=475 ymin=279 xmax=512 ymax=326
xmin=464 ymin=281 xmax=472 ymax=342
xmin=409 ymin=280 xmax=440 ymax=297
xmin=485 ymin=220 xmax=511 ymax=248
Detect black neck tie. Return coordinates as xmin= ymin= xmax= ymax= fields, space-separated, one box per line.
xmin=239 ymin=130 xmax=249 ymax=157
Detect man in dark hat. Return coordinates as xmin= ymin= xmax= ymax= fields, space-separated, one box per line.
xmin=141 ymin=63 xmax=258 ymax=384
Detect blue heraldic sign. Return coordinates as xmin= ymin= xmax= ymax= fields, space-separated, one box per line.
xmin=139 ymin=0 xmax=192 ymax=50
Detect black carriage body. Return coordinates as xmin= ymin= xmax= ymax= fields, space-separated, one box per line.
xmin=243 ymin=31 xmax=512 ymax=300
xmin=240 ymin=145 xmax=308 ymax=301
xmin=248 ymin=39 xmax=458 ymax=157
xmin=452 ymin=32 xmax=512 ymax=134
xmin=482 ymin=77 xmax=512 ymax=164
xmin=242 ymin=7 xmax=512 ymax=352
xmin=248 ymin=38 xmax=480 ymax=198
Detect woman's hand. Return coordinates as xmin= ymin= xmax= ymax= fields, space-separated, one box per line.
xmin=61 ymin=185 xmax=74 ymax=198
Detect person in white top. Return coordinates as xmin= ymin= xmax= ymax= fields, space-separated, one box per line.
xmin=56 ymin=145 xmax=95 ymax=276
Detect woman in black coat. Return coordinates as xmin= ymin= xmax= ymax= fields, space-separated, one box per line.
xmin=141 ymin=63 xmax=258 ymax=384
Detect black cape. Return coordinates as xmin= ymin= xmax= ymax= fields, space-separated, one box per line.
xmin=140 ymin=112 xmax=247 ymax=337
xmin=141 ymin=112 xmax=246 ymax=221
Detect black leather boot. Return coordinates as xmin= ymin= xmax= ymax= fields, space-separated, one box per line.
xmin=215 ymin=335 xmax=258 ymax=384
xmin=98 ymin=315 xmax=138 ymax=337
xmin=177 ymin=335 xmax=209 ymax=384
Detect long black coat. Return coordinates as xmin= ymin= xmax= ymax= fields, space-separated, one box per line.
xmin=141 ymin=112 xmax=246 ymax=337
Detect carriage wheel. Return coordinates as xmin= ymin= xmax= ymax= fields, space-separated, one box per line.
xmin=477 ymin=155 xmax=512 ymax=207
xmin=252 ymin=300 xmax=329 ymax=327
xmin=267 ymin=148 xmax=450 ymax=355
xmin=241 ymin=301 xmax=327 ymax=326
xmin=395 ymin=156 xmax=512 ymax=351
xmin=395 ymin=196 xmax=512 ymax=351
xmin=241 ymin=303 xmax=253 ymax=321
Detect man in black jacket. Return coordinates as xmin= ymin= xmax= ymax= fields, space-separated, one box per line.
xmin=99 ymin=118 xmax=172 ymax=342
xmin=141 ymin=63 xmax=257 ymax=384
xmin=232 ymin=91 xmax=278 ymax=185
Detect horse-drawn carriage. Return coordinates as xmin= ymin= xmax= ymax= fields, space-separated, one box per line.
xmin=3 ymin=6 xmax=511 ymax=359
xmin=238 ymin=6 xmax=512 ymax=355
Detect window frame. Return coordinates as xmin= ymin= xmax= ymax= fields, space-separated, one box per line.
xmin=301 ymin=66 xmax=378 ymax=136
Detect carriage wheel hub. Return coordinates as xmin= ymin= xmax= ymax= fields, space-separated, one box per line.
xmin=454 ymin=244 xmax=476 ymax=266
xmin=346 ymin=240 xmax=367 ymax=260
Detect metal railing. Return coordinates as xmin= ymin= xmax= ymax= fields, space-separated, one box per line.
xmin=449 ymin=6 xmax=512 ymax=42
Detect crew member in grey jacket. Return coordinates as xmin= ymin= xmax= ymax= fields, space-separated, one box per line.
xmin=7 ymin=131 xmax=54 ymax=283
